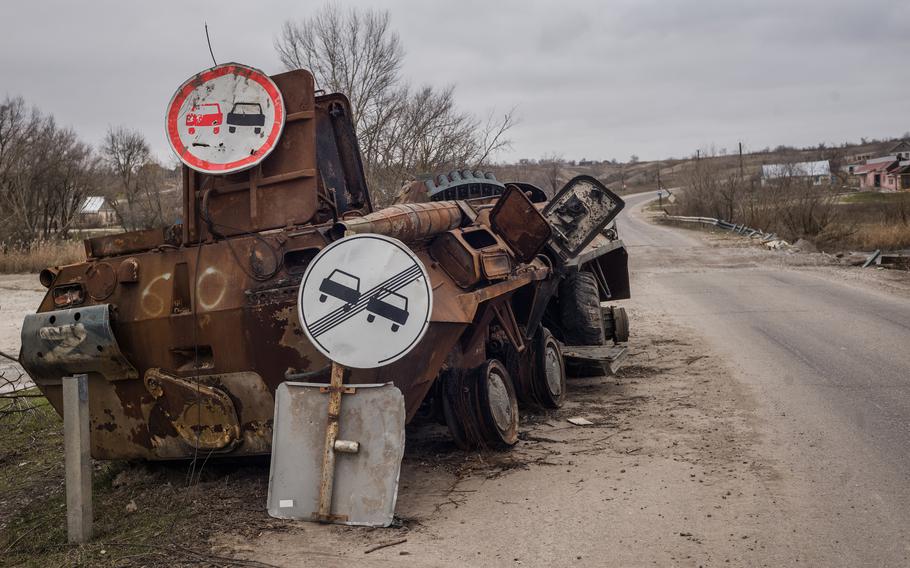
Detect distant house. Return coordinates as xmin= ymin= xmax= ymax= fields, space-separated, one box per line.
xmin=78 ymin=196 xmax=117 ymax=227
xmin=760 ymin=160 xmax=832 ymax=186
xmin=895 ymin=162 xmax=910 ymax=191
xmin=887 ymin=140 xmax=910 ymax=161
xmin=851 ymin=157 xmax=906 ymax=190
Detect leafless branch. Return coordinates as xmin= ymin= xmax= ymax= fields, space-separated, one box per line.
xmin=275 ymin=7 xmax=516 ymax=206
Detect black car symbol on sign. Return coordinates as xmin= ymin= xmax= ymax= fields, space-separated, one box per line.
xmin=319 ymin=270 xmax=361 ymax=309
xmin=366 ymin=289 xmax=410 ymax=332
xmin=226 ymin=102 xmax=266 ymax=134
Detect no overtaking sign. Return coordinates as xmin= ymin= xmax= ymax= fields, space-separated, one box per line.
xmin=166 ymin=62 xmax=285 ymax=174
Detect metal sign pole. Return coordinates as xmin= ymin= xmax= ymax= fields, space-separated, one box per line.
xmin=63 ymin=373 xmax=93 ymax=543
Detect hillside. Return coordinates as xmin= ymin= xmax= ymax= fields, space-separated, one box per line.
xmin=487 ymin=137 xmax=907 ymax=194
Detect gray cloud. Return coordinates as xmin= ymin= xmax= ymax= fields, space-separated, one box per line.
xmin=2 ymin=0 xmax=907 ymax=165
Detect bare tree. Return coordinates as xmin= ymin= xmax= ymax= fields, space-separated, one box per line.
xmin=102 ymin=126 xmax=168 ymax=230
xmin=0 ymin=96 xmax=98 ymax=244
xmin=276 ymin=5 xmax=403 ymax=136
xmin=276 ymin=6 xmax=515 ymax=205
xmin=539 ymin=153 xmax=565 ymax=196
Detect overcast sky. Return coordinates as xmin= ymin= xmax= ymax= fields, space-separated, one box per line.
xmin=3 ymin=0 xmax=907 ymax=164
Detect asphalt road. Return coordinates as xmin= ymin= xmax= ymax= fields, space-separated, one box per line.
xmin=619 ymin=191 xmax=910 ymax=565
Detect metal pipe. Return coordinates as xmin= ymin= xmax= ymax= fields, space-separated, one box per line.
xmin=332 ymin=202 xmax=463 ymax=241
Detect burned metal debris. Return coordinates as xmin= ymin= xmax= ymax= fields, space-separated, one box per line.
xmin=19 ymin=67 xmax=631 ymax=460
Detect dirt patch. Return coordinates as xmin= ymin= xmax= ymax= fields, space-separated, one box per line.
xmin=0 ymin=274 xmax=44 ymax=388
xmin=208 ymin=306 xmax=781 ymax=567
xmin=0 ymin=270 xmax=800 ymax=567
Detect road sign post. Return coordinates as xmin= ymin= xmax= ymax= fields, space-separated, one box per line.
xmin=314 ymin=361 xmax=346 ymax=523
xmin=268 ymin=233 xmax=429 ymax=526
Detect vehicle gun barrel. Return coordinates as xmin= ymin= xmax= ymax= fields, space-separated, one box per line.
xmin=333 ymin=201 xmax=463 ymax=241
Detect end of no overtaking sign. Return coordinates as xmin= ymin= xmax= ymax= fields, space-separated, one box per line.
xmin=297 ymin=234 xmax=433 ymax=369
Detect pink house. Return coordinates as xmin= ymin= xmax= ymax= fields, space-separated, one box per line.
xmin=854 ymin=157 xmax=904 ymax=190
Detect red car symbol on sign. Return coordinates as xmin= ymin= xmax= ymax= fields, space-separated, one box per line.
xmin=186 ymin=103 xmax=223 ymax=135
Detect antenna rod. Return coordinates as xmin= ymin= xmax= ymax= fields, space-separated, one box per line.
xmin=205 ymin=22 xmax=217 ymax=67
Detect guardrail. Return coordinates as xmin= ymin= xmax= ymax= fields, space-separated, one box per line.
xmin=662 ymin=214 xmax=780 ymax=242
xmin=662 ymin=214 xmax=909 ymax=268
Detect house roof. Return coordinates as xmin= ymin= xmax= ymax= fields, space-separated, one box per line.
xmin=866 ymin=155 xmax=897 ymax=164
xmin=80 ymin=196 xmax=106 ymax=214
xmin=761 ymin=160 xmax=830 ymax=179
xmin=853 ymin=160 xmax=896 ymax=174
xmin=888 ymin=140 xmax=910 ymax=152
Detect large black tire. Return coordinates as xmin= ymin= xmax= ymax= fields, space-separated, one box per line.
xmin=601 ymin=305 xmax=630 ymax=343
xmin=531 ymin=327 xmax=566 ymax=408
xmin=559 ymin=271 xmax=605 ymax=346
xmin=476 ymin=360 xmax=519 ymax=448
xmin=442 ymin=359 xmax=519 ymax=450
xmin=612 ymin=306 xmax=630 ymax=343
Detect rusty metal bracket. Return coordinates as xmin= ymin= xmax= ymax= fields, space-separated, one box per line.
xmin=491 ymin=300 xmax=525 ymax=354
xmin=319 ymin=385 xmax=357 ymax=394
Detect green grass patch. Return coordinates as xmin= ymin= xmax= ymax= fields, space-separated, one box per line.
xmin=0 ymin=390 xmax=275 ymax=567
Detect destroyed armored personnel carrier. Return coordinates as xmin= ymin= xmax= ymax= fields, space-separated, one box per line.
xmin=19 ymin=67 xmax=630 ymax=460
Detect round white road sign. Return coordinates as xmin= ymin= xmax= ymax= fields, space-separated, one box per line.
xmin=166 ymin=63 xmax=285 ymax=174
xmin=298 ymin=234 xmax=433 ymax=369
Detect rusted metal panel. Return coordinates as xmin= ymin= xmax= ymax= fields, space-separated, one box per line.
xmin=183 ymin=69 xmax=319 ymax=242
xmin=85 ymin=227 xmax=181 ymax=260
xmin=314 ymin=94 xmax=373 ymax=216
xmin=490 ymin=185 xmax=551 ymax=262
xmin=20 ymin=304 xmax=138 ymax=385
xmin=144 ymin=368 xmax=240 ymax=451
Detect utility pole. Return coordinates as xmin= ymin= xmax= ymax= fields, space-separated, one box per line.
xmin=739 ymin=141 xmax=744 ymax=179
xmin=696 ymin=149 xmax=700 ymax=161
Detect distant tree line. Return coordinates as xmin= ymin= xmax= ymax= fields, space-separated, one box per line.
xmin=0 ymin=96 xmax=177 ymax=249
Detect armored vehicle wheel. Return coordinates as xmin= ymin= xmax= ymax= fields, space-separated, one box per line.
xmin=611 ymin=306 xmax=629 ymax=343
xmin=559 ymin=271 xmax=605 ymax=346
xmin=441 ymin=374 xmax=472 ymax=450
xmin=476 ymin=359 xmax=519 ymax=448
xmin=531 ymin=327 xmax=566 ymax=408
xmin=442 ymin=359 xmax=519 ymax=449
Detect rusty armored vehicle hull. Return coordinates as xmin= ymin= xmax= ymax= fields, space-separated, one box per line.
xmin=19 ymin=68 xmax=630 ymax=460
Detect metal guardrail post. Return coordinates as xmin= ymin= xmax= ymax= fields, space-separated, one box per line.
xmin=64 ymin=373 xmax=92 ymax=543
xmin=863 ymin=250 xmax=882 ymax=268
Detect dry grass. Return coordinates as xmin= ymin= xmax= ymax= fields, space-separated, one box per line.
xmin=849 ymin=223 xmax=910 ymax=251
xmin=0 ymin=239 xmax=84 ymax=273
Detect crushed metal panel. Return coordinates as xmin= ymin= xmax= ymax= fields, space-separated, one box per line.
xmin=561 ymin=344 xmax=628 ymax=375
xmin=543 ymin=175 xmax=625 ymax=261
xmin=267 ymin=382 xmax=406 ymax=527
xmin=489 ymin=184 xmax=551 ymax=263
xmin=19 ymin=304 xmax=138 ymax=385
